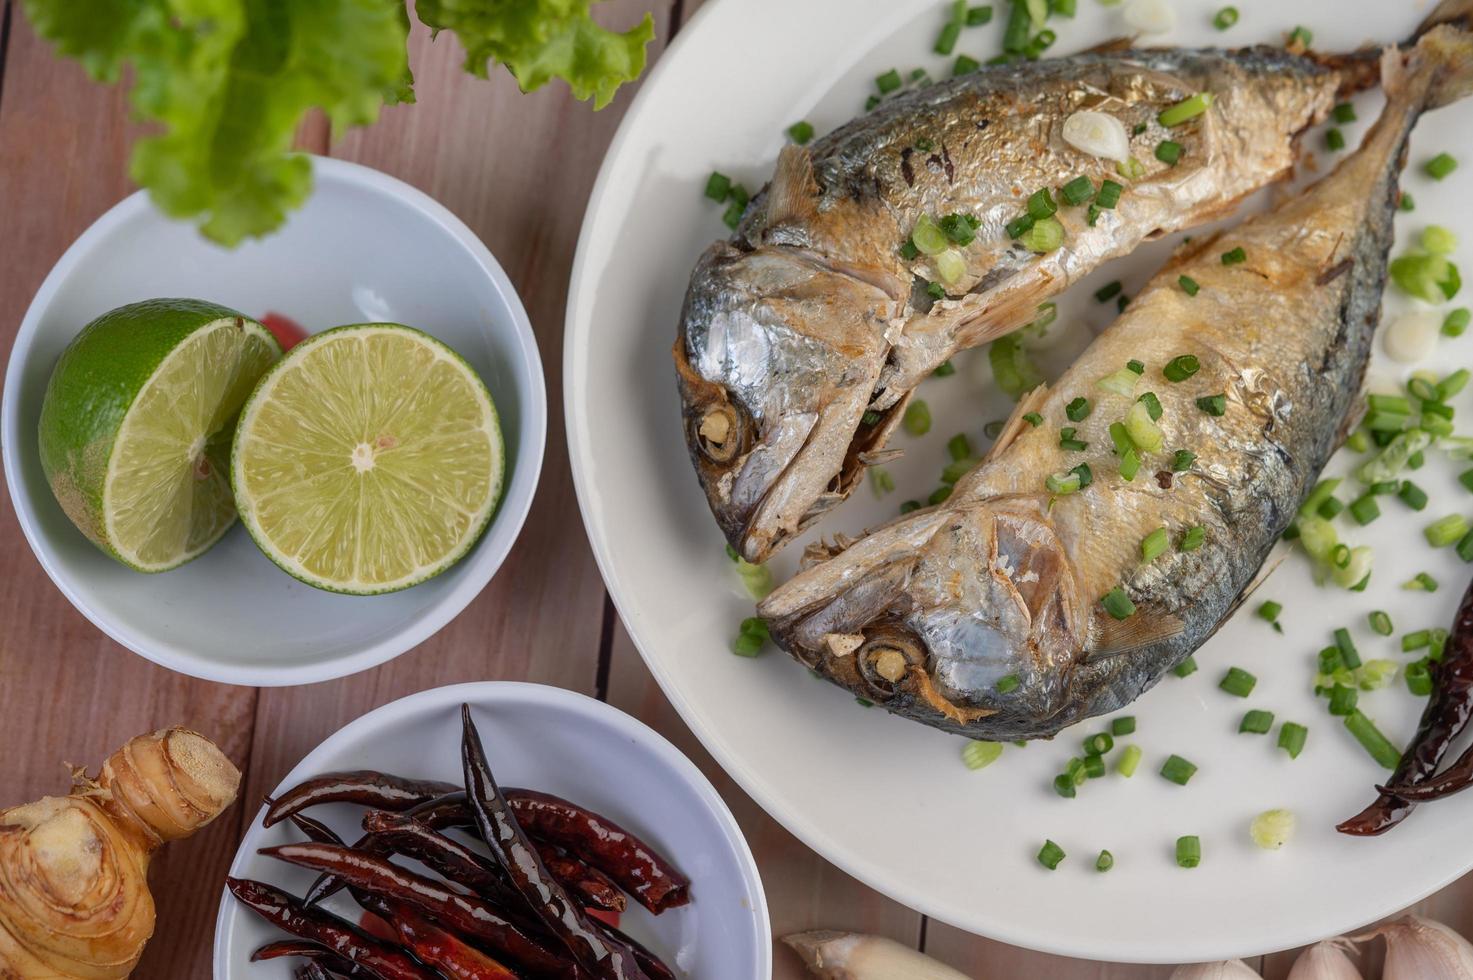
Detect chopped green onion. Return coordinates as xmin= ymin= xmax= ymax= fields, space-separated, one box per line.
xmin=1023 ymin=411 xmax=1044 ymax=427
xmin=1219 ymin=666 xmax=1257 ymax=698
xmin=1126 ymin=399 xmax=1165 ymax=451
xmin=1344 ymin=710 xmax=1402 ymax=770
xmin=1325 ymin=128 xmax=1345 ymax=152
xmin=1405 ymin=571 xmax=1440 ymax=592
xmin=1026 ymin=187 xmax=1058 ymax=220
xmin=1213 ymin=6 xmax=1238 ymax=29
xmin=1173 ymin=656 xmax=1198 ymax=678
xmin=899 ymin=499 xmax=921 ymax=514
xmin=929 ymin=485 xmax=953 ymax=506
xmin=968 ymin=4 xmax=995 ymax=25
xmin=1159 ymin=93 xmax=1214 ymax=127
xmin=1257 ymin=600 xmax=1282 ymax=626
xmin=903 ymin=399 xmax=932 ymax=436
xmin=1356 ymin=430 xmax=1432 ymax=484
xmin=1369 ymin=393 xmax=1411 ymax=414
xmin=869 ymin=467 xmax=895 ymax=497
xmin=1398 ymin=481 xmax=1428 ymax=511
xmin=1221 ymin=246 xmax=1247 ymax=265
xmin=1171 ymin=449 xmax=1196 ymax=472
xmin=983 ymin=419 xmax=1005 ymax=439
xmin=1066 ymin=397 xmax=1092 ymax=422
xmin=1440 ymin=369 xmax=1470 ymax=398
xmin=1425 ymin=152 xmax=1459 ymax=181
xmin=1138 ymin=391 xmax=1164 ymax=421
xmin=1278 ymin=722 xmax=1308 ymax=759
xmin=704 ymin=172 xmax=732 ymax=201
xmin=1180 ymin=525 xmax=1207 ymax=551
xmin=947 ymin=433 xmax=973 ymax=462
xmin=1327 ymin=682 xmax=1359 ymax=715
xmin=1085 ymin=732 xmax=1114 ymax=755
xmin=1155 ymin=140 xmax=1182 ymax=165
xmin=1318 ymin=497 xmax=1344 ymax=520
xmin=1160 ymin=754 xmax=1197 ymax=785
xmin=1046 ymin=470 xmax=1082 ymax=495
xmin=1348 ymin=495 xmax=1381 ymax=525
xmin=1095 ymin=849 xmax=1114 ymax=872
xmin=912 ymin=215 xmax=949 ymax=255
xmin=1406 ymin=660 xmax=1433 ymax=697
xmin=1061 ymin=175 xmax=1095 ymax=205
xmin=1250 ymin=809 xmax=1296 ymax=850
xmin=996 ymin=673 xmax=1021 ymax=694
xmin=1112 ymin=716 xmax=1136 ymax=736
xmin=1287 ymin=25 xmax=1313 ymax=48
xmin=1426 ymin=515 xmax=1469 ymax=548
xmin=1037 ymin=839 xmax=1066 ymax=870
xmin=1117 ymin=156 xmax=1146 ymax=180
xmin=1175 ymin=835 xmax=1202 ymax=868
xmin=1178 ymin=275 xmax=1200 ymax=296
xmin=1096 ymin=179 xmax=1123 ymax=209
xmin=1053 ymin=773 xmax=1077 ymax=798
xmin=722 ymin=201 xmax=745 ymax=229
xmin=1101 ymin=586 xmax=1136 ymax=620
xmin=875 ymin=69 xmax=903 ymax=94
xmin=953 ymin=54 xmax=981 ymax=76
xmin=1400 ymin=191 xmax=1416 ymax=212
xmin=1390 ymin=252 xmax=1461 ymax=303
xmin=1404 ymin=629 xmax=1435 ymax=652
xmin=1117 ymin=744 xmax=1143 ymax=776
xmin=1445 ymin=309 xmax=1471 ymax=338
xmin=1119 ymin=448 xmax=1142 ymax=481
xmin=1423 ymin=225 xmax=1458 ymax=255
xmin=1002 ymin=0 xmax=1032 ymax=52
xmin=939 ymin=212 xmax=981 ymax=245
xmin=1087 ymin=203 xmax=1102 ymax=226
xmin=1240 ymin=709 xmax=1274 ymax=734
xmin=1094 ymin=281 xmax=1123 ymax=303
xmin=1141 ymin=527 xmax=1170 ymax=563
xmin=1458 ymin=530 xmax=1473 ymax=562
xmin=941 ymin=457 xmax=978 ymax=484
xmin=1021 ymin=216 xmax=1064 ymax=253
xmin=787 ymin=121 xmax=815 ymax=145
xmin=1196 ymin=394 xmax=1227 ymax=417
xmin=962 ymin=740 xmax=1004 ymax=770
xmin=899 ymin=239 xmax=920 ymax=261
xmin=1368 ymin=611 xmax=1393 ymax=636
xmin=1163 ymin=354 xmax=1201 ymax=382
xmin=1097 ymin=368 xmax=1140 ymax=397
xmin=936 ymin=20 xmax=962 ymax=55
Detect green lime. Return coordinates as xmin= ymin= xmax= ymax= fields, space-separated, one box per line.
xmin=231 ymin=324 xmax=504 ymax=594
xmin=38 ymin=299 xmax=281 ymax=571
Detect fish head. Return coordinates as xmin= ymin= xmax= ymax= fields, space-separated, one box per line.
xmin=759 ymin=496 xmax=1099 ymax=737
xmin=675 ymin=241 xmax=901 ymax=562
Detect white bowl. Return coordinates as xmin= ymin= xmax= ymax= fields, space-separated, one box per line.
xmin=212 ymin=682 xmax=771 ymax=979
xmin=1 ymin=157 xmax=545 ymax=686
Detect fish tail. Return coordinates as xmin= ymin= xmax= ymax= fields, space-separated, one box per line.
xmin=1400 ymin=24 xmax=1473 ymax=111
xmin=1413 ymin=0 xmax=1473 ymax=41
xmin=1315 ymin=0 xmax=1473 ymax=99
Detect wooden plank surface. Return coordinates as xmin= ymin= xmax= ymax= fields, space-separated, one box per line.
xmin=2 ymin=1 xmax=1473 ymax=978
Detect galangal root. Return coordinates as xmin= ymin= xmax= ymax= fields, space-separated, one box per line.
xmin=0 ymin=727 xmax=240 ymax=977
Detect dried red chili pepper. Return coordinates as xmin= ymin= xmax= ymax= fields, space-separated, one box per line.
xmin=388 ymin=900 xmax=522 ymax=980
xmin=227 ymin=878 xmax=436 ymax=980
xmin=533 ymin=840 xmax=627 ymax=915
xmin=1339 ymin=575 xmax=1473 ymax=834
xmin=264 ymin=771 xmax=459 ymax=826
xmin=251 ymin=939 xmax=378 ymax=978
xmin=460 ymin=705 xmax=649 ymax=980
xmin=259 ymin=841 xmax=578 ymax=979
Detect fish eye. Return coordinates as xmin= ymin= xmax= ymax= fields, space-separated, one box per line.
xmin=857 ymin=627 xmax=927 ymax=697
xmin=690 ymin=401 xmax=748 ymax=464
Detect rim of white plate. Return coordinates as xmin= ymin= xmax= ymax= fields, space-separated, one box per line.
xmin=1 ymin=156 xmax=546 ymax=687
xmin=210 ymin=681 xmax=773 ymax=978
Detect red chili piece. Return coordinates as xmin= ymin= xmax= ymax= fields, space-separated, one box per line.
xmin=1340 ymin=576 xmax=1473 ymax=833
xmin=227 ymin=878 xmax=436 ymax=980
xmin=252 ymin=939 xmax=379 ymax=978
xmin=264 ymin=771 xmax=459 ymax=827
xmin=360 ymin=810 xmax=512 ymax=902
xmin=388 ymin=900 xmax=522 ymax=980
xmin=505 ymin=790 xmax=690 ymax=914
xmin=534 ymin=840 xmax=628 ymax=914
xmin=259 ymin=842 xmax=578 ymax=979
xmin=461 ymin=705 xmax=649 ymax=980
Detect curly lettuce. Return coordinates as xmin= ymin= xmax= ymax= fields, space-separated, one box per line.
xmin=22 ymin=0 xmax=652 ymax=245
xmin=417 ymin=0 xmax=654 ymax=110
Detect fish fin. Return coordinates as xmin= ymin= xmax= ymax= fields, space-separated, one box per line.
xmin=985 ymin=384 xmax=1050 ymax=462
xmin=1080 ymin=35 xmax=1134 ymax=54
xmin=1410 ymin=23 xmax=1473 ymax=111
xmin=764 ymin=145 xmax=820 ymax=231
xmin=1415 ymin=0 xmax=1473 ymax=41
xmin=1087 ymin=612 xmax=1187 ymax=660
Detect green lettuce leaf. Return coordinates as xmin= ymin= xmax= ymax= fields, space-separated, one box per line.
xmin=416 ymin=0 xmax=654 ymax=109
xmin=23 ymin=0 xmax=408 ymax=245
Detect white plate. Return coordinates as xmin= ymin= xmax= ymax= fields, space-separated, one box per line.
xmin=1 ymin=157 xmax=545 ymax=686
xmin=212 ymin=682 xmax=771 ymax=979
xmin=566 ymin=0 xmax=1473 ymax=963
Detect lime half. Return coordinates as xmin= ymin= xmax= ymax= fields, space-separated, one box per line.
xmin=38 ymin=299 xmax=281 ymax=571
xmin=231 ymin=324 xmax=504 ymax=594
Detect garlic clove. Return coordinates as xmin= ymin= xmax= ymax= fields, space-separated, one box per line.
xmin=1287 ymin=940 xmax=1363 ymax=980
xmin=783 ymin=931 xmax=971 ymax=980
xmin=1169 ymin=960 xmax=1261 ymax=980
xmin=1123 ymin=0 xmax=1177 ymax=34
xmin=1362 ymin=915 xmax=1473 ymax=980
xmin=1383 ymin=309 xmax=1443 ymax=363
xmin=1062 ymin=110 xmax=1131 ymax=162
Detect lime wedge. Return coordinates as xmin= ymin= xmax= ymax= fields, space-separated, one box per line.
xmin=38 ymin=299 xmax=281 ymax=571
xmin=231 ymin=324 xmax=504 ymax=594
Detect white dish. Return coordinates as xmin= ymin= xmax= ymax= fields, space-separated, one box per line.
xmin=566 ymin=0 xmax=1473 ymax=962
xmin=1 ymin=157 xmax=545 ymax=686
xmin=212 ymin=682 xmax=771 ymax=979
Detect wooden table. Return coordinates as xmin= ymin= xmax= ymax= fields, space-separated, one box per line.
xmin=1 ymin=2 xmax=1469 ymax=977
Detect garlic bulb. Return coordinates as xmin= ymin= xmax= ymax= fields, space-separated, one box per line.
xmin=1169 ymin=961 xmax=1261 ymax=980
xmin=1362 ymin=916 xmax=1473 ymax=980
xmin=1123 ymin=0 xmax=1176 ymax=34
xmin=1287 ymin=940 xmax=1362 ymax=980
xmin=1383 ymin=309 xmax=1442 ymax=362
xmin=784 ymin=932 xmax=971 ymax=979
xmin=1062 ymin=111 xmax=1130 ymax=162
